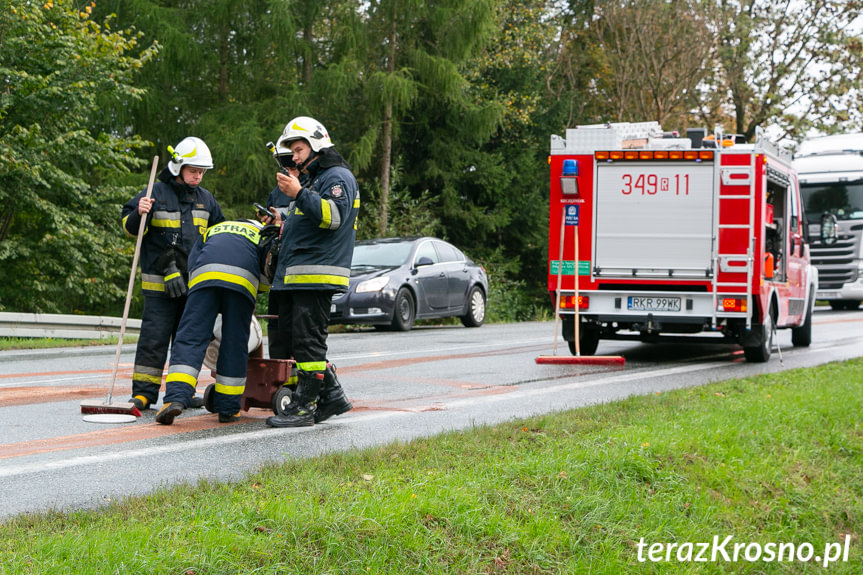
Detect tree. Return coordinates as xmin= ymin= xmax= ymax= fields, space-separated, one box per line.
xmin=702 ymin=0 xmax=863 ymax=141
xmin=0 ymin=0 xmax=156 ymax=312
xmin=347 ymin=0 xmax=500 ymax=236
xmin=590 ymin=0 xmax=714 ymax=130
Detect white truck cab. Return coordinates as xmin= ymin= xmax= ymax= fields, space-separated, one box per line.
xmin=794 ymin=133 xmax=863 ymax=310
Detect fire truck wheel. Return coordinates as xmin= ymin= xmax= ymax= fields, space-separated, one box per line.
xmin=390 ymin=288 xmax=415 ymax=331
xmin=791 ymin=294 xmax=814 ymax=347
xmin=567 ymin=325 xmax=600 ymax=356
xmin=743 ymin=307 xmax=774 ymax=363
xmin=460 ymin=286 xmax=486 ymax=327
xmin=203 ymin=383 xmax=216 ymax=413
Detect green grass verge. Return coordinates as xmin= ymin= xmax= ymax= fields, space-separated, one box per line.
xmin=0 ymin=336 xmax=138 ymax=351
xmin=2 ymin=360 xmax=861 ymax=573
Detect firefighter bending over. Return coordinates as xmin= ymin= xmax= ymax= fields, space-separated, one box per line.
xmin=155 ymin=220 xmax=280 ymax=424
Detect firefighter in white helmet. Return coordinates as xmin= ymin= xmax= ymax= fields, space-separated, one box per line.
xmin=121 ymin=137 xmax=225 ymax=411
xmin=264 ymin=116 xmax=359 ymax=428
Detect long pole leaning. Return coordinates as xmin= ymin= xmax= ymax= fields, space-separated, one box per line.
xmin=550 ymin=209 xmax=566 ymax=355
xmin=573 ymin=215 xmax=580 ymax=356
xmin=81 ymin=156 xmax=159 ymax=419
xmin=108 ymin=155 xmax=160 ymax=401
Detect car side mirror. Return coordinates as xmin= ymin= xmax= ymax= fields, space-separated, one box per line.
xmin=820 ymin=213 xmax=838 ymax=246
xmin=415 ymin=256 xmax=434 ymax=267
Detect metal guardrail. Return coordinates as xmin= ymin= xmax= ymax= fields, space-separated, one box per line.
xmin=0 ymin=312 xmax=141 ymax=339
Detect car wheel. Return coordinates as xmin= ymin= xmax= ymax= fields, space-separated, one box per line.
xmin=390 ymin=288 xmax=415 ymax=331
xmin=460 ymin=286 xmax=486 ymax=327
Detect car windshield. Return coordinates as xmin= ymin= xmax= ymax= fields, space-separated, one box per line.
xmin=352 ymin=241 xmax=414 ymax=268
xmin=801 ymin=180 xmax=863 ymax=223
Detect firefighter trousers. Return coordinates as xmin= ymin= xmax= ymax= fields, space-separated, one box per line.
xmin=269 ymin=290 xmax=333 ymax=380
xmin=163 ymin=288 xmax=255 ymax=415
xmin=131 ymin=295 xmax=186 ymax=405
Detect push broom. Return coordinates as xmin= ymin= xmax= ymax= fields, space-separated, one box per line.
xmin=81 ymin=156 xmax=160 ymax=422
xmin=536 ymin=205 xmax=625 ymax=366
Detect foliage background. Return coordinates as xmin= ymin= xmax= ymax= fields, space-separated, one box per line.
xmin=1 ymin=0 xmax=861 ymax=317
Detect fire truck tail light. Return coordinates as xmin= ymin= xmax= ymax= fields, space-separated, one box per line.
xmin=718 ymin=298 xmax=747 ymax=312
xmin=560 ymin=295 xmax=589 ymax=310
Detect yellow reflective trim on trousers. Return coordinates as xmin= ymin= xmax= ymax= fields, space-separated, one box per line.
xmin=166 ymin=372 xmax=197 ymax=388
xmin=215 ymin=382 xmax=245 ymax=396
xmin=133 ymin=372 xmax=162 ymax=385
xmin=297 ymin=361 xmax=327 ymax=372
xmin=353 ymin=198 xmax=360 ymax=208
xmin=282 ymin=274 xmax=349 ymax=287
xmin=189 ymin=271 xmax=257 ymax=297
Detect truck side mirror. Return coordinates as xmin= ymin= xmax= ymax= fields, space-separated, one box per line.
xmin=820 ymin=213 xmax=838 ymax=246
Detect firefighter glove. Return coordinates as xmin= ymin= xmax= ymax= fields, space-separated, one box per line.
xmin=163 ymin=261 xmax=187 ymax=298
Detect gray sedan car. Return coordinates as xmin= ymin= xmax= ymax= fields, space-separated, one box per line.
xmin=329 ymin=237 xmax=488 ymax=331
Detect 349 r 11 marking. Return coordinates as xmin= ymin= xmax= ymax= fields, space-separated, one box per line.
xmin=621 ymin=173 xmax=690 ymax=196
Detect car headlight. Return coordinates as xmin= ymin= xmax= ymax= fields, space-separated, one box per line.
xmin=356 ymin=276 xmax=389 ymax=293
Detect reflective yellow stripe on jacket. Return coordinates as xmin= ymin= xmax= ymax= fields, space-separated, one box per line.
xmin=282 ymin=265 xmax=350 ymax=288
xmin=189 ymin=263 xmax=261 ymax=298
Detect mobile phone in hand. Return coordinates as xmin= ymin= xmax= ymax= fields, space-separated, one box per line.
xmin=254 ymin=203 xmax=277 ymax=219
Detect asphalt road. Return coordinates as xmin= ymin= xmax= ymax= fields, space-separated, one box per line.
xmin=1 ymin=309 xmax=862 ymax=521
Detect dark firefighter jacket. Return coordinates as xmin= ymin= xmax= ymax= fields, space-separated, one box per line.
xmin=121 ymin=168 xmax=225 ymax=296
xmin=187 ymin=221 xmax=276 ymax=302
xmin=271 ymin=158 xmax=359 ymax=292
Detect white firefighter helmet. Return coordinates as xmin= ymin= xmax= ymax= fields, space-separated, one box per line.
xmin=239 ymin=218 xmax=264 ymax=230
xmin=167 ymin=137 xmax=214 ymax=176
xmin=276 ymin=116 xmax=334 ymax=154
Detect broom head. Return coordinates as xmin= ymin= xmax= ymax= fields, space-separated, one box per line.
xmin=535 ymin=355 xmax=625 ymax=366
xmin=80 ymin=399 xmax=142 ymax=417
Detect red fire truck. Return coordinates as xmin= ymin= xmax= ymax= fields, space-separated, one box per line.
xmin=546 ymin=122 xmax=817 ymax=362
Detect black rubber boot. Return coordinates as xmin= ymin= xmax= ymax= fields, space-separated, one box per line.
xmin=266 ymin=372 xmax=323 ymax=428
xmin=314 ymin=363 xmax=352 ymax=423
xmin=155 ymin=402 xmax=184 ymax=425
